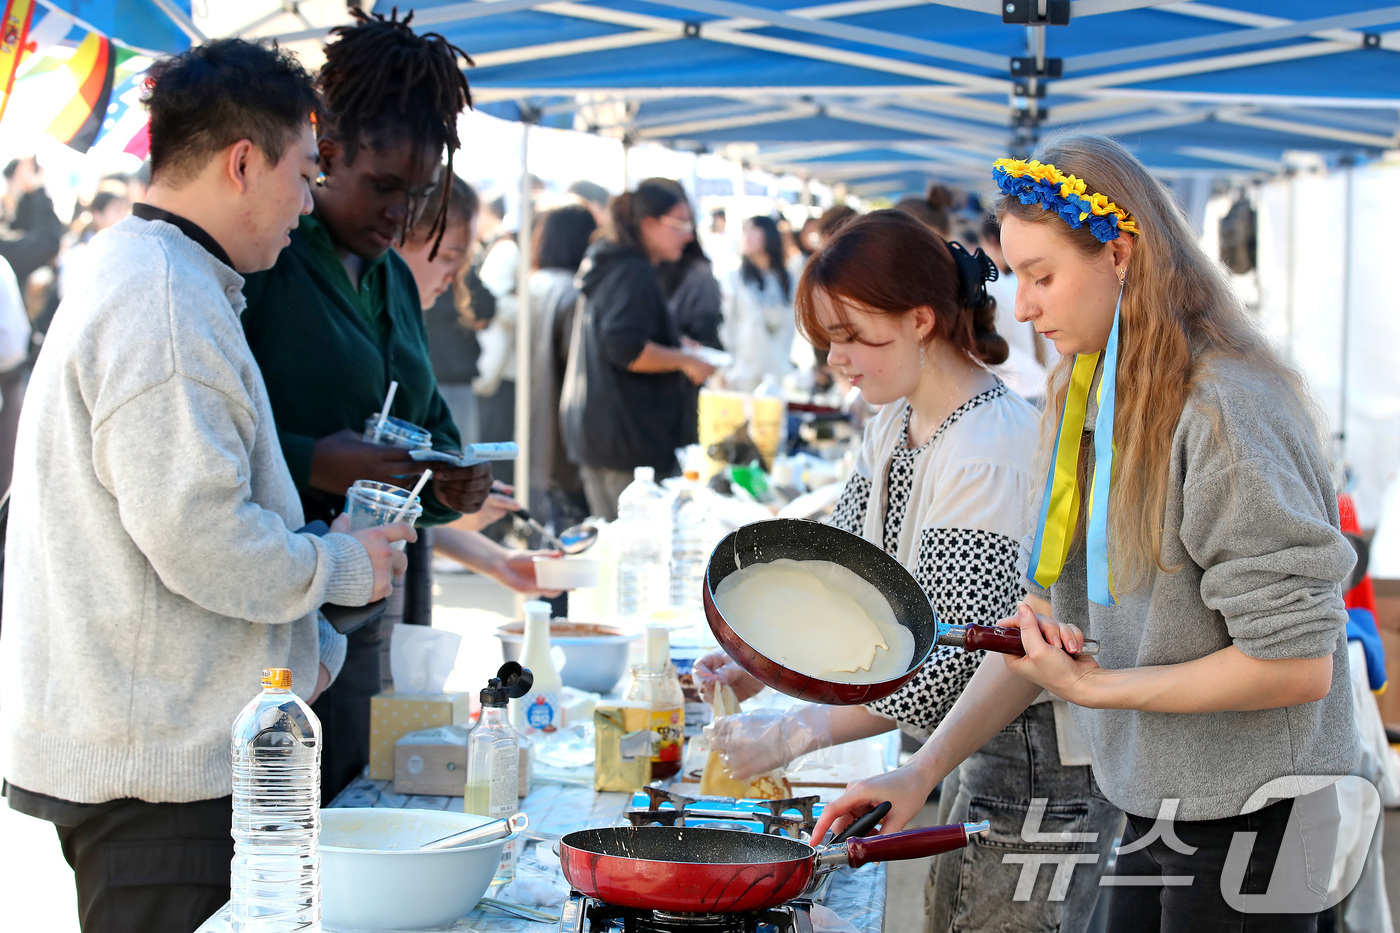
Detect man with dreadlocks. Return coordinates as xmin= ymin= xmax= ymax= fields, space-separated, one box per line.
xmin=241 ymin=8 xmax=492 ymax=801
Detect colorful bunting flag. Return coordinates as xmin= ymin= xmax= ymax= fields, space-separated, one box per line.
xmin=0 ymin=0 xmax=36 ymax=125
xmin=44 ymin=28 xmax=114 ymax=152
xmin=91 ymin=51 xmax=150 ymax=159
xmin=16 ymin=5 xmax=73 ymax=77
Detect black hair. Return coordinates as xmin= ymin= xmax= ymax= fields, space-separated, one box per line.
xmin=88 ymin=191 xmax=128 ymax=215
xmin=607 ymin=180 xmax=685 ymax=251
xmin=2 ymin=159 xmax=19 ymax=180
xmin=319 ymin=8 xmax=473 ymax=258
xmin=568 ymin=179 xmax=608 ymax=208
xmin=817 ymin=204 xmax=856 ymax=238
xmin=484 ymin=196 xmax=506 ymax=221
xmin=142 ymin=39 xmax=319 ymax=186
xmin=894 ymin=196 xmax=950 ymax=236
xmin=533 ymin=204 xmax=597 ymax=273
xmin=740 ymin=215 xmax=790 ymax=300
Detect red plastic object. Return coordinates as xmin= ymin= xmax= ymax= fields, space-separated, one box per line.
xmin=962 ymin=623 xmax=1030 ymax=656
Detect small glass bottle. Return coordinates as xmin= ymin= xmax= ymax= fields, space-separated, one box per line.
xmin=466 ymin=663 xmax=531 ymax=885
xmin=625 ymin=626 xmax=685 ymax=781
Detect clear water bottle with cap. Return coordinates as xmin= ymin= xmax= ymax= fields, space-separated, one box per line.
xmin=230 ymin=668 xmax=321 ymax=933
xmin=614 ymin=466 xmax=674 ymax=619
xmin=670 ymin=469 xmax=723 ymax=611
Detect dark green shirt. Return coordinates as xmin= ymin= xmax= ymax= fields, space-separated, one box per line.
xmin=242 ymin=214 xmax=461 ymax=526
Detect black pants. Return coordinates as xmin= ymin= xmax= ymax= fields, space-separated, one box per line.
xmin=1107 ymin=795 xmax=1329 ymax=932
xmin=312 ymin=531 xmax=435 ymax=803
xmin=54 ymin=796 xmax=233 ymax=933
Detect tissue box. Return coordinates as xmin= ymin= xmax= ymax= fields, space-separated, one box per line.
xmin=369 ymin=690 xmax=473 ymax=780
xmin=394 ymin=725 xmax=471 ymax=796
xmin=594 ymin=702 xmax=652 ymax=792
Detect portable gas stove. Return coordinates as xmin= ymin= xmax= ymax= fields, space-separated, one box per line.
xmin=625 ymin=787 xmax=822 ymax=838
xmin=557 ymin=788 xmax=827 ymax=931
xmin=558 ymin=892 xmax=815 ymax=933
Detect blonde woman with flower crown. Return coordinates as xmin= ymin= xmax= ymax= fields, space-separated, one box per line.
xmin=815 ymin=135 xmax=1362 ymax=931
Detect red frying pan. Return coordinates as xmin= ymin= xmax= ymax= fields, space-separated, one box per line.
xmin=557 ymin=820 xmax=989 ymax=914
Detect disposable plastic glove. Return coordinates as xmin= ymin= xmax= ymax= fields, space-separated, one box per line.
xmin=704 ymin=703 xmax=834 ymax=781
xmin=692 ymin=648 xmax=765 ymax=703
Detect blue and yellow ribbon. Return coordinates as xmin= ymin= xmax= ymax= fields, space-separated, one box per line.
xmin=1028 ymin=288 xmax=1124 ymax=605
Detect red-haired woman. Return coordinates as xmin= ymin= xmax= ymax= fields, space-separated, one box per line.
xmin=698 ymin=210 xmax=1116 ymax=932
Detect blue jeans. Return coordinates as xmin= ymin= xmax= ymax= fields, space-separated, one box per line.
xmin=927 ymin=701 xmax=1121 ymax=932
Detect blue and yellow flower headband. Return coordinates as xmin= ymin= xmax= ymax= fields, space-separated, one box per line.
xmin=997 ymin=157 xmax=1137 ymax=605
xmin=993 ymin=158 xmax=1139 ymax=244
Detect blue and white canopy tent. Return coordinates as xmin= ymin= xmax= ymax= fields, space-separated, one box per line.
xmin=255 ymin=1 xmax=1400 ymax=191
xmin=34 ymin=0 xmax=1400 ymax=511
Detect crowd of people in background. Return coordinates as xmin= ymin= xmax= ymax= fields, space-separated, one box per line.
xmin=0 ymin=146 xmax=1064 ymax=529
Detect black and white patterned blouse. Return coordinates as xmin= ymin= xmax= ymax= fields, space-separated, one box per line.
xmin=828 ymin=383 xmax=1039 ymax=739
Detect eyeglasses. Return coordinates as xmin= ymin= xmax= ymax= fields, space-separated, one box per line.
xmin=658 ymin=215 xmax=695 ymax=234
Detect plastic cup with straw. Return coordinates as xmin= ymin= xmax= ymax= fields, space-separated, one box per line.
xmin=371 ymin=380 xmax=399 ymax=445
xmin=344 ymin=470 xmax=429 ymax=552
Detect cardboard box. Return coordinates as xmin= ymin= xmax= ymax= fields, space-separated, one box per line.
xmin=369 ymin=690 xmax=473 ymax=780
xmin=394 ymin=725 xmax=471 ymax=797
xmin=594 ymin=702 xmax=652 ymax=793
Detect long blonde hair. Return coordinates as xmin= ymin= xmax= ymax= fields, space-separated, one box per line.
xmin=998 ymin=134 xmax=1317 ymax=591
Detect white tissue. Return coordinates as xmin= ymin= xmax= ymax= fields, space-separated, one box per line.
xmin=389 ymin=624 xmax=461 ymax=694
xmin=810 ymin=904 xmax=860 ymax=933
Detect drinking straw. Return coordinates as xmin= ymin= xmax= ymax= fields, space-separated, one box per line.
xmin=375 ymin=380 xmax=399 ymax=441
xmin=392 ymin=469 xmax=432 ymax=524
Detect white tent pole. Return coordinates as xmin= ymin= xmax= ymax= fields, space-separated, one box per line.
xmin=1339 ymin=159 xmax=1354 ymax=474
xmin=514 ymin=121 xmax=535 ymax=512
xmin=1285 ymin=175 xmax=1296 ymax=356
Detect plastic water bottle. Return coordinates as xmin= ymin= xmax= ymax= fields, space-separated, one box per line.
xmin=614 ymin=467 xmax=673 ymax=619
xmin=670 ymin=470 xmax=724 ymax=610
xmin=230 ymin=668 xmax=321 ymax=933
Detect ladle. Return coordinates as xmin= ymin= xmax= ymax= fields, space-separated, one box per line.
xmin=511 ymin=508 xmax=599 ymax=555
xmin=418 ymin=812 xmax=529 ymax=850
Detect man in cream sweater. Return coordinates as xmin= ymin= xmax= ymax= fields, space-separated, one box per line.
xmin=0 ymin=40 xmax=413 ymax=933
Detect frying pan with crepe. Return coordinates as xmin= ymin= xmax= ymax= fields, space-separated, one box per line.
xmin=702 ymin=519 xmax=1098 ymax=705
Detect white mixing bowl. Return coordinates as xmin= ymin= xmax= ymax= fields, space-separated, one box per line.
xmin=320 ymin=808 xmax=509 ymax=931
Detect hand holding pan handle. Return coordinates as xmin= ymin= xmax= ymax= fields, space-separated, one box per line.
xmin=814 ymin=821 xmax=991 ymax=872
xmin=828 ymin=801 xmax=891 ymax=845
xmin=937 ymin=623 xmax=1099 ymax=658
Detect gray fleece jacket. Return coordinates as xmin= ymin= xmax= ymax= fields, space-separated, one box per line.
xmin=1026 ymin=356 xmax=1362 ymax=822
xmin=0 ymin=215 xmax=374 ymax=805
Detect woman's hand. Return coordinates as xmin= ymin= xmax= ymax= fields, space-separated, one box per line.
xmin=1000 ymin=603 xmax=1103 ymax=705
xmin=309 ymin=429 xmax=421 ymax=495
xmin=488 ymin=548 xmax=564 ymax=597
xmin=693 ymin=649 xmax=765 ymax=703
xmin=811 ymin=761 xmax=940 ymax=840
xmin=451 ymin=481 xmax=520 ymax=532
xmin=679 ymin=353 xmax=717 ymax=386
xmin=432 ymin=462 xmax=494 ymax=515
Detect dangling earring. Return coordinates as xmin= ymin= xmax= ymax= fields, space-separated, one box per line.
xmin=1117 ymin=265 xmax=1127 ymax=287
xmin=315 ymin=171 xmax=326 ymax=188
xmin=919 ymin=343 xmax=927 ymax=370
